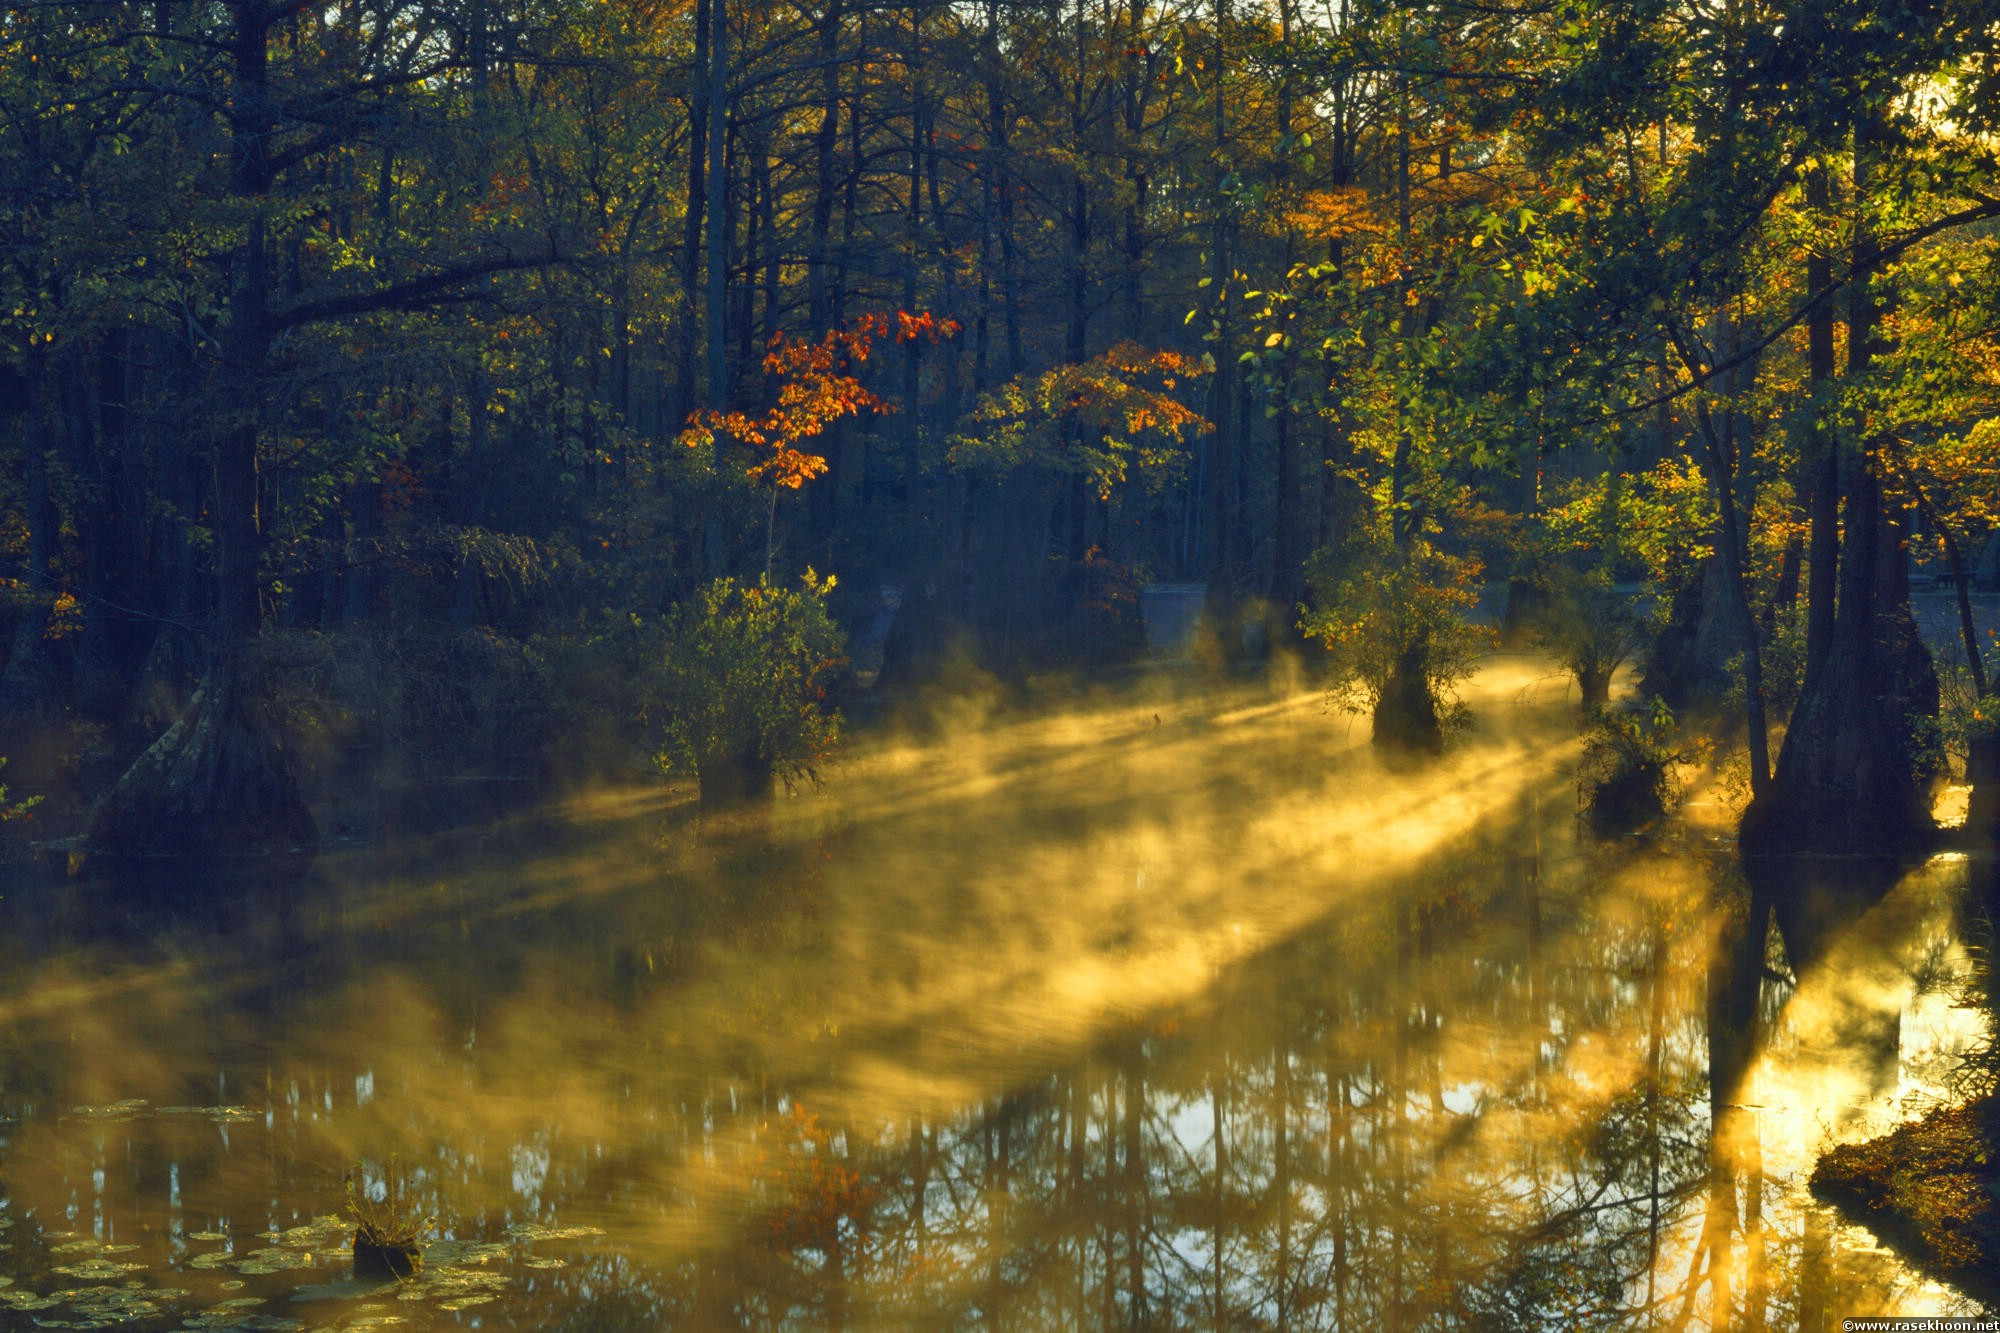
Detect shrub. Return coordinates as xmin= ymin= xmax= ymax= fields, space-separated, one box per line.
xmin=1577 ymin=696 xmax=1687 ymax=830
xmin=654 ymin=572 xmax=847 ymax=806
xmin=1535 ymin=565 xmax=1648 ymax=707
xmin=1301 ymin=536 xmax=1491 ymax=750
xmin=344 ymin=1159 xmax=428 ymax=1278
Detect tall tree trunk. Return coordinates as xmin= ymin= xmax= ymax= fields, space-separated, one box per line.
xmin=1803 ymin=162 xmax=1838 ymax=680
xmin=671 ymin=0 xmax=710 ymax=435
xmin=702 ymin=0 xmax=729 ymax=576
xmin=705 ymin=0 xmax=728 ymax=413
xmin=91 ymin=0 xmax=315 ymax=867
xmin=1668 ymin=301 xmax=1769 ymax=792
xmin=807 ymin=13 xmax=848 ymax=552
xmin=1373 ymin=55 xmax=1439 ymax=751
xmin=1266 ymin=0 xmax=1305 ymax=641
xmin=1744 ymin=121 xmax=1938 ymax=856
xmin=1202 ymin=0 xmax=1240 ymax=637
xmin=0 ymin=350 xmax=62 ymax=718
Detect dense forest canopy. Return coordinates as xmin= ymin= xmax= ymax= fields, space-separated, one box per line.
xmin=4 ymin=0 xmax=2000 ymax=853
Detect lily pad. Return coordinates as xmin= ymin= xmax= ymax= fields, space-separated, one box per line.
xmin=158 ymin=1106 xmax=259 ymax=1123
xmin=393 ymin=1267 xmax=506 ymax=1305
xmin=67 ymin=1100 xmax=148 ymax=1120
xmin=50 ymin=1258 xmax=147 ymax=1281
xmin=272 ymin=1217 xmax=350 ymax=1250
xmin=182 ymin=1304 xmax=302 ymax=1328
xmin=284 ymin=1272 xmax=396 ymax=1304
xmin=188 ymin=1232 xmax=229 ymax=1243
xmin=503 ymin=1222 xmax=604 ymax=1242
xmin=435 ymin=1295 xmax=495 ymax=1312
xmin=231 ymin=1247 xmax=317 ymax=1276
xmin=523 ymin=1257 xmax=566 ymax=1270
xmin=52 ymin=1240 xmax=137 ymax=1255
xmin=419 ymin=1240 xmax=507 ymax=1267
xmin=35 ymin=1284 xmax=187 ymax=1328
xmin=287 ymin=1278 xmax=398 ymax=1305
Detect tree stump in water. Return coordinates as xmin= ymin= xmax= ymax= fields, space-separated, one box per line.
xmin=86 ymin=677 xmax=316 ymax=868
xmin=352 ymin=1234 xmax=423 ymax=1279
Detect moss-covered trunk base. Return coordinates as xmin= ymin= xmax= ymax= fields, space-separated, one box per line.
xmin=86 ymin=676 xmax=317 ymax=868
xmin=1811 ymin=1097 xmax=2000 ymax=1309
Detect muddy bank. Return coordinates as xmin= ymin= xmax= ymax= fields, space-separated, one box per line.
xmin=1812 ymin=1096 xmax=2000 ymax=1307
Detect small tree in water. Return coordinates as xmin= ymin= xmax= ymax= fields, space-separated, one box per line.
xmin=1301 ymin=531 xmax=1490 ymax=752
xmin=654 ymin=573 xmax=846 ymax=807
xmin=1535 ymin=565 xmax=1647 ymax=707
xmin=1519 ymin=474 xmax=1667 ymax=708
xmin=1578 ymin=697 xmax=1690 ymax=831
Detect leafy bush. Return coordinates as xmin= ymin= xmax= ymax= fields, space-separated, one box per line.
xmin=1578 ymin=697 xmax=1689 ymax=830
xmin=1535 ymin=565 xmax=1648 ymax=706
xmin=654 ymin=572 xmax=847 ymax=806
xmin=1301 ymin=535 xmax=1491 ymax=749
xmin=344 ymin=1159 xmax=429 ymax=1278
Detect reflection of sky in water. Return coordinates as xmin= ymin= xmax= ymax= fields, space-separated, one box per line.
xmin=0 ymin=657 xmax=1991 ymax=1327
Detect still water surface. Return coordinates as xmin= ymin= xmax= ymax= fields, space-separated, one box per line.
xmin=0 ymin=661 xmax=1991 ymax=1329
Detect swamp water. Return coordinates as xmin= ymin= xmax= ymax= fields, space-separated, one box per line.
xmin=0 ymin=659 xmax=1992 ymax=1330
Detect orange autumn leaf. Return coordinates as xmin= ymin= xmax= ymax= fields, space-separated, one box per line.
xmin=678 ymin=312 xmax=951 ymax=489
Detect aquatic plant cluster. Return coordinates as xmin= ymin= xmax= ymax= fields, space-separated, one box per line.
xmin=343 ymin=1161 xmax=429 ymax=1279
xmin=0 ymin=1176 xmax=604 ymax=1328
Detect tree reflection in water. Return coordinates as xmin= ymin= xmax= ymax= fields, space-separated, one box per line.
xmin=698 ymin=820 xmax=1985 ymax=1328
xmin=0 ymin=680 xmax=1991 ymax=1330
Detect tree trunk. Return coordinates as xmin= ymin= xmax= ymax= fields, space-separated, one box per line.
xmin=1374 ymin=643 xmax=1443 ymax=753
xmin=669 ymin=0 xmax=710 ymax=436
xmin=1803 ymin=162 xmax=1838 ymax=680
xmin=697 ymin=745 xmax=774 ymax=809
xmin=88 ymin=669 xmax=316 ymax=866
xmin=0 ymin=350 xmax=62 ymax=719
xmin=1743 ymin=129 xmax=1937 ymax=856
xmin=89 ymin=0 xmax=315 ymax=866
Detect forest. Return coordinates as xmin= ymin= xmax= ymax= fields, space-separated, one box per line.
xmin=9 ymin=1 xmax=2000 ymax=1324
xmin=2 ymin=0 xmax=1999 ymax=859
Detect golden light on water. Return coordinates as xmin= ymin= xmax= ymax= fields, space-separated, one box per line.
xmin=0 ymin=657 xmax=1992 ymax=1327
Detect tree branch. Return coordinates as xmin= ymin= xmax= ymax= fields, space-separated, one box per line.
xmin=268 ymin=245 xmax=561 ymax=332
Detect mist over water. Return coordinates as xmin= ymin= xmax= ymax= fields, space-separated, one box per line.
xmin=0 ymin=657 xmax=1989 ymax=1328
